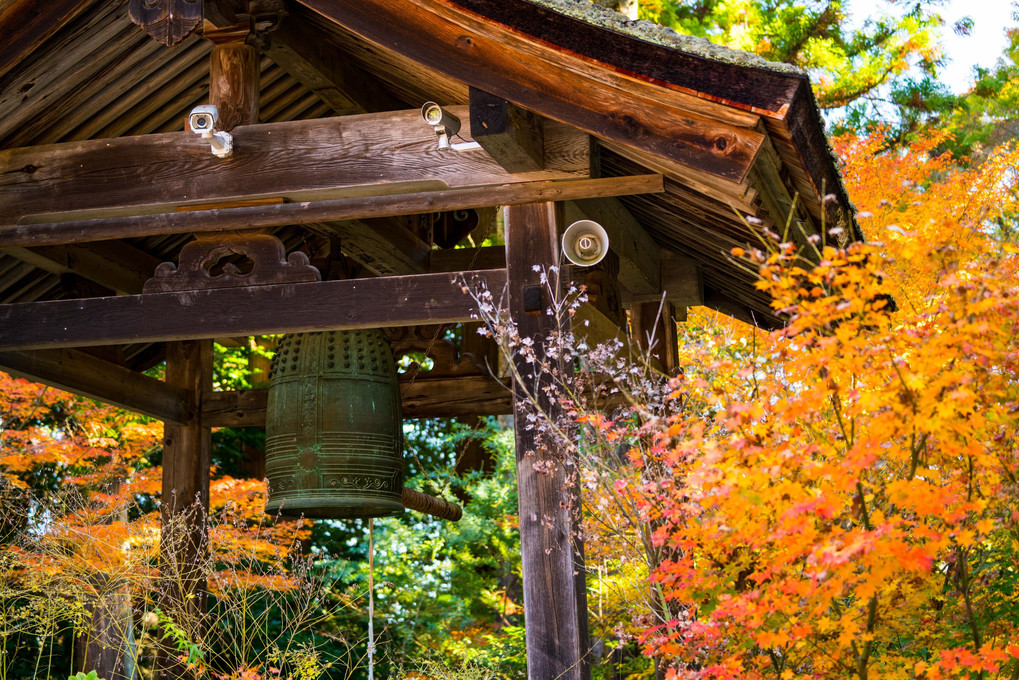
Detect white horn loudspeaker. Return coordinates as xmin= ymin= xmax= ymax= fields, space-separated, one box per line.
xmin=561 ymin=220 xmax=609 ymax=266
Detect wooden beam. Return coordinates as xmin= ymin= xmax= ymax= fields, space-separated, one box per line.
xmin=0 ymin=0 xmax=95 ymax=80
xmin=660 ymin=250 xmax=703 ymax=307
xmin=312 ymin=217 xmax=431 ymax=276
xmin=201 ymin=374 xmax=513 ymax=427
xmin=702 ymin=286 xmax=780 ymax=329
xmin=504 ymin=202 xmax=590 ymax=679
xmin=299 ymin=0 xmax=767 ymax=182
xmin=563 ymin=198 xmax=660 ymax=297
xmin=622 ymin=250 xmax=703 ymax=307
xmin=469 ymin=87 xmax=544 ymax=173
xmin=0 ymin=347 xmax=189 ymax=423
xmin=430 ymin=246 xmax=506 ymax=272
xmin=0 ymin=175 xmax=662 ymax=249
xmin=749 ymin=127 xmax=820 ymax=258
xmin=630 ymin=301 xmax=680 ymax=374
xmin=263 ymin=17 xmax=405 ymax=115
xmin=0 ymin=269 xmax=506 ymax=351
xmin=2 ymin=241 xmax=164 ymax=294
xmin=0 ymin=107 xmax=589 ymax=226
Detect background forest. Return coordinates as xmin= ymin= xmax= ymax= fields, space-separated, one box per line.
xmin=1 ymin=1 xmax=1018 ymax=679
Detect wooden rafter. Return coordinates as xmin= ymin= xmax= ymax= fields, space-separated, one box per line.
xmin=264 ymin=17 xmax=406 ymax=115
xmin=298 ymin=0 xmax=766 ymax=183
xmin=0 ymin=0 xmax=96 ymax=80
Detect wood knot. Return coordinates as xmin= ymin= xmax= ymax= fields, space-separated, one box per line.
xmin=20 ymin=164 xmax=38 ymax=174
xmin=455 ymin=35 xmax=474 ymax=49
xmin=713 ymin=134 xmax=736 ymax=154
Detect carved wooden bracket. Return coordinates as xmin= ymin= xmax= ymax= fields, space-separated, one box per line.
xmin=384 ymin=325 xmax=488 ymax=379
xmin=143 ymin=233 xmax=320 ymax=293
xmin=129 ymin=0 xmax=203 ymax=46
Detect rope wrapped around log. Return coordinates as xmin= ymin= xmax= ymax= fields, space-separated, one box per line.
xmin=400 ymin=487 xmax=463 ymax=521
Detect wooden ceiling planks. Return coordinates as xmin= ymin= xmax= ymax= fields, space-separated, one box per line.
xmin=295 ymin=4 xmax=467 ymax=109
xmin=0 ymin=0 xmax=855 ymax=330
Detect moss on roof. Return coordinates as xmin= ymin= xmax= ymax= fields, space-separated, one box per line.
xmin=526 ymin=0 xmax=805 ymax=76
xmin=524 ymin=0 xmax=863 ymax=243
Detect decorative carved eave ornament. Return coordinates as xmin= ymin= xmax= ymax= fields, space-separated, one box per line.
xmin=128 ymin=0 xmax=203 ymax=46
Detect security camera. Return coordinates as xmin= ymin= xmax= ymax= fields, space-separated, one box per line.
xmin=188 ymin=104 xmax=233 ymax=158
xmin=420 ymin=102 xmax=480 ymax=151
xmin=421 ymin=102 xmax=461 ymax=136
xmin=189 ymin=104 xmax=219 ymax=133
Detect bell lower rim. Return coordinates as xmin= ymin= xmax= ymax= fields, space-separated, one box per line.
xmin=265 ymin=496 xmax=405 ymax=519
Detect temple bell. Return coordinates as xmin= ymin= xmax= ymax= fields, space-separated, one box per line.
xmin=264 ymin=329 xmax=405 ymax=519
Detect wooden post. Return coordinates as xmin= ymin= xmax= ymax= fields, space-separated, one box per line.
xmin=629 ymin=305 xmax=679 ymax=680
xmin=630 ymin=301 xmax=680 ymax=374
xmin=505 ymin=203 xmax=590 ymax=679
xmin=157 ymin=340 xmax=212 ymax=680
xmin=207 ymin=31 xmax=260 ymax=130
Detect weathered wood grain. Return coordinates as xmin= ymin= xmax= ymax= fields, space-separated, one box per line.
xmin=157 ymin=339 xmax=211 ymax=680
xmin=264 ymin=17 xmax=405 ymax=115
xmin=299 ymin=0 xmax=766 ymax=182
xmin=129 ymin=0 xmax=202 ymax=46
xmin=0 ymin=269 xmax=506 ymax=350
xmin=442 ymin=0 xmax=801 ymax=117
xmin=0 ymin=347 xmax=189 ymax=423
xmin=0 ymin=175 xmax=661 ymax=248
xmin=0 ymin=107 xmax=588 ymax=225
xmin=209 ymin=40 xmax=260 ymax=130
xmin=504 ymin=203 xmax=590 ymax=679
xmin=0 ymin=0 xmax=96 ymax=80
xmin=201 ymin=374 xmax=513 ymax=427
xmin=469 ymin=87 xmax=544 ymax=173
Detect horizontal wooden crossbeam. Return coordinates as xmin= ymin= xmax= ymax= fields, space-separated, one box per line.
xmin=0 ymin=269 xmax=505 ymax=351
xmin=0 ymin=107 xmax=588 ymax=226
xmin=0 ymin=175 xmax=663 ymax=249
xmin=203 ymin=374 xmax=513 ymax=426
xmin=0 ymin=347 xmax=190 ymax=423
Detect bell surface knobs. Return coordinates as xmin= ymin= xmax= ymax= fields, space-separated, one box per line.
xmin=562 ymin=219 xmax=609 ymax=266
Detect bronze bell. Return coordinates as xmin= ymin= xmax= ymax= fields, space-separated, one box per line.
xmin=264 ymin=329 xmax=404 ymax=519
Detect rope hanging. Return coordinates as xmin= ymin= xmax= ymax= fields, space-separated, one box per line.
xmin=367 ymin=518 xmax=375 ymax=680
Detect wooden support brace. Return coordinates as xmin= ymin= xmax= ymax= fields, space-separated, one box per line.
xmin=0 ymin=348 xmax=189 ymax=423
xmin=630 ymin=300 xmax=680 ymax=375
xmin=469 ymin=87 xmax=544 ymax=173
xmin=208 ymin=33 xmax=260 ymax=130
xmin=659 ymin=250 xmax=703 ymax=307
xmin=505 ymin=203 xmax=590 ymax=679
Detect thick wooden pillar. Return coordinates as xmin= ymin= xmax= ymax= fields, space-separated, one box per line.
xmin=158 ymin=340 xmax=212 ymax=680
xmin=505 ymin=203 xmax=590 ymax=679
